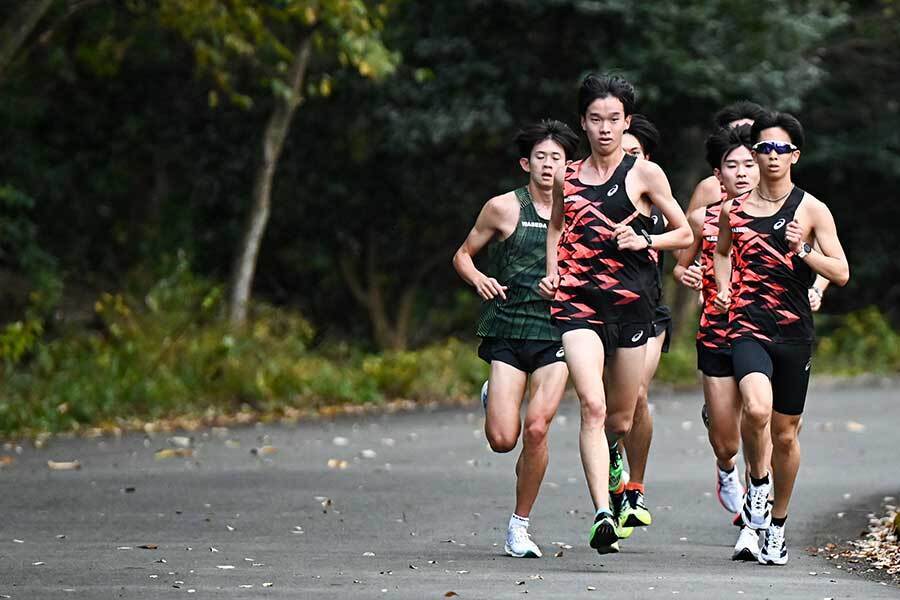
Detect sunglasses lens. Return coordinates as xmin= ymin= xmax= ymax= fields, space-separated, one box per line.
xmin=755 ymin=142 xmax=794 ymax=154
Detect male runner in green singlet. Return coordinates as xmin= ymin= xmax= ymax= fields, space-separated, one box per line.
xmin=453 ymin=119 xmax=579 ymax=558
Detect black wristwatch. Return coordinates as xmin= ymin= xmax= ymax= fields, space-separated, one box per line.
xmin=641 ymin=230 xmax=653 ymax=248
xmin=797 ymin=242 xmax=812 ymax=258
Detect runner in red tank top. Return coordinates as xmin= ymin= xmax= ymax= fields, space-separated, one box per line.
xmin=675 ymin=124 xmax=763 ymax=561
xmin=538 ymin=74 xmax=692 ymax=554
xmin=713 ymin=112 xmax=850 ymax=566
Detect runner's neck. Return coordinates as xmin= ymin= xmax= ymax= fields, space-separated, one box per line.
xmin=527 ymin=181 xmax=552 ymax=215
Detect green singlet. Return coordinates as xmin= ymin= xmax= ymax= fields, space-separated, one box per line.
xmin=475 ymin=187 xmax=559 ymax=341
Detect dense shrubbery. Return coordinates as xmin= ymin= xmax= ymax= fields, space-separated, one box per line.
xmin=0 ymin=262 xmax=488 ymax=437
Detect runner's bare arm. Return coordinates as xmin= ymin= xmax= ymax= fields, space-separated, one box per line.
xmin=686 ymin=175 xmax=721 ymax=213
xmin=452 ymin=195 xmax=516 ymax=300
xmin=787 ymin=198 xmax=849 ymax=286
xmin=634 ymin=161 xmax=692 ymax=251
xmin=673 ymin=207 xmax=704 ymax=290
xmin=712 ymin=199 xmax=734 ymax=310
xmin=539 ymin=167 xmax=566 ymax=300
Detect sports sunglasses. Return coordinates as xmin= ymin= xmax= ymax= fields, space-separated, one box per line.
xmin=752 ymin=140 xmax=798 ymax=155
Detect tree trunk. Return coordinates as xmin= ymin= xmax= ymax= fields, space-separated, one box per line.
xmin=228 ymin=35 xmax=312 ymax=327
xmin=0 ymin=0 xmax=54 ymax=81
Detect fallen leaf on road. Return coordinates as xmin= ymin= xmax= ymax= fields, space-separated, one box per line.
xmin=554 ymin=550 xmax=564 ymax=558
xmin=216 ymin=565 xmax=235 ymax=569
xmin=0 ymin=456 xmax=14 ymax=467
xmin=138 ymin=544 xmax=158 ymax=550
xmin=332 ymin=436 xmax=349 ymax=446
xmin=457 ymin=570 xmax=469 ymax=574
xmin=262 ymin=582 xmax=273 ymax=587
xmin=250 ymin=446 xmax=277 ymax=456
xmin=32 ymin=561 xmax=45 ymax=566
xmin=409 ymin=564 xmax=418 ymax=570
xmin=12 ymin=539 xmax=23 ymax=543
xmin=516 ymin=581 xmax=525 ymax=585
xmin=47 ymin=460 xmax=81 ymax=471
xmin=239 ymin=584 xmax=253 ymax=588
xmin=225 ymin=439 xmax=241 ymax=448
xmin=530 ymin=575 xmax=543 ymax=580
xmin=117 ymin=546 xmax=133 ymax=550
xmin=845 ymin=421 xmax=866 ymax=433
xmin=226 ymin=525 xmax=235 ymax=532
xmin=168 ymin=436 xmax=193 ymax=448
xmin=587 ymin=586 xmax=596 ymax=591
xmin=154 ymin=448 xmax=192 ymax=459
xmin=444 ymin=593 xmax=458 ymax=597
xmin=363 ymin=551 xmax=375 ymax=557
xmin=122 ymin=487 xmax=136 ymax=493
xmin=360 ymin=449 xmax=377 ymax=459
xmin=321 ymin=498 xmax=332 ymax=512
xmin=326 ymin=458 xmax=348 ymax=469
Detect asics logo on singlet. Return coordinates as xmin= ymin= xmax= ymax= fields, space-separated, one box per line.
xmin=555 ymin=347 xmax=565 ymax=358
xmin=607 ymin=184 xmax=619 ymax=197
xmin=652 ymin=215 xmax=659 ymax=225
xmin=805 ymin=359 xmax=811 ymax=372
xmin=521 ymin=221 xmax=547 ymax=229
xmin=773 ymin=218 xmax=786 ymax=230
xmin=630 ymin=331 xmax=644 ymax=343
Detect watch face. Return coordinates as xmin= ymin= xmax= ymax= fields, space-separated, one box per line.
xmin=803 ymin=243 xmax=812 ymax=253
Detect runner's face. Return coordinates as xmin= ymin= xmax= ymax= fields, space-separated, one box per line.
xmin=715 ymin=145 xmax=759 ymax=198
xmin=581 ymin=97 xmax=630 ymax=156
xmin=753 ymin=127 xmax=799 ymax=181
xmin=622 ymin=133 xmax=646 ymax=160
xmin=520 ymin=138 xmax=567 ymax=190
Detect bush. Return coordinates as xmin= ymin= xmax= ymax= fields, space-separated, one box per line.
xmin=815 ymin=307 xmax=900 ymax=375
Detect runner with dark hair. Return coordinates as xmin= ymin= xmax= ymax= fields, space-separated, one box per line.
xmin=453 ymin=119 xmax=579 ymax=558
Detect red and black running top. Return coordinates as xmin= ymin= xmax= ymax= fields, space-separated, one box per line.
xmin=696 ymin=198 xmax=734 ymax=351
xmin=551 ymin=153 xmax=657 ymax=325
xmin=728 ymin=187 xmax=816 ymax=344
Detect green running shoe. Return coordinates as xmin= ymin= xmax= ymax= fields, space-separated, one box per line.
xmin=608 ymin=446 xmax=625 ymax=492
xmin=620 ymin=488 xmax=653 ymax=528
xmin=609 ymin=489 xmax=634 ymax=539
xmin=589 ymin=511 xmax=620 ymax=554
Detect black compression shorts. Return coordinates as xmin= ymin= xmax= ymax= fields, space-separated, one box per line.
xmin=652 ymin=305 xmax=672 ymax=354
xmin=732 ymin=337 xmax=812 ymax=416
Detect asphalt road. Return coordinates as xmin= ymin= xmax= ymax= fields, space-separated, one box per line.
xmin=0 ymin=385 xmax=897 ymax=599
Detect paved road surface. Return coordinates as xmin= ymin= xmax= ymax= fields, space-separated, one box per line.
xmin=0 ymin=386 xmax=897 ymax=599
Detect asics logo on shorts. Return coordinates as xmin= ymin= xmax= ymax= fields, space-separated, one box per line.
xmin=773 ymin=218 xmax=786 ymax=230
xmin=607 ymin=184 xmax=619 ymax=197
xmin=631 ymin=331 xmax=644 ymax=343
xmin=804 ymin=359 xmax=811 ymax=372
xmin=555 ymin=347 xmax=565 ymax=358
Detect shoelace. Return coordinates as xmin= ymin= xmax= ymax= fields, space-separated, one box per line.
xmin=509 ymin=527 xmax=533 ymax=547
xmin=766 ymin=526 xmax=785 ymax=550
xmin=749 ymin=484 xmax=769 ymax=512
xmin=628 ymin=491 xmax=646 ymax=510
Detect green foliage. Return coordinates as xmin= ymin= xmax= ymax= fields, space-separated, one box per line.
xmin=653 ymin=335 xmax=700 ymax=387
xmin=815 ymin=307 xmax=900 ymax=375
xmin=0 ymin=260 xmax=486 ymax=437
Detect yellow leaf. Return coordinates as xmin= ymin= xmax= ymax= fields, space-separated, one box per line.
xmin=304 ymin=6 xmax=317 ymax=25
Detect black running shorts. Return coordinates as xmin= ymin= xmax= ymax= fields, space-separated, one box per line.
xmin=731 ymin=337 xmax=812 ymax=416
xmin=478 ymin=338 xmax=565 ymax=374
xmin=696 ymin=340 xmax=734 ymax=378
xmin=652 ymin=305 xmax=672 ymax=354
xmin=556 ymin=320 xmax=653 ymax=357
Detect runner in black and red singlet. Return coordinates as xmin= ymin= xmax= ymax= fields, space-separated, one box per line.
xmin=674 ymin=125 xmax=761 ymax=560
xmin=538 ymin=74 xmax=692 ymax=554
xmin=713 ymin=112 xmax=850 ymax=566
xmin=615 ymin=114 xmax=668 ymax=536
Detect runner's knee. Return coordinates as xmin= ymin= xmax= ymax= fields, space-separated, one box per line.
xmin=579 ymin=395 xmax=606 ymax=427
xmin=772 ymin=424 xmax=798 ymax=452
xmin=709 ymin=431 xmax=739 ymax=462
xmin=605 ymin=411 xmax=633 ymax=439
xmin=742 ymin=397 xmax=770 ymax=429
xmin=486 ymin=430 xmax=518 ymax=453
xmin=523 ymin=416 xmax=550 ymax=447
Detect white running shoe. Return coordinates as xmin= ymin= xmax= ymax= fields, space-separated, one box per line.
xmin=480 ymin=380 xmax=489 ymax=410
xmin=505 ymin=525 xmax=542 ymax=558
xmin=741 ymin=477 xmax=772 ymax=530
xmin=716 ymin=465 xmax=745 ymax=514
xmin=731 ymin=526 xmax=760 ymax=561
xmin=758 ymin=523 xmax=788 ymax=565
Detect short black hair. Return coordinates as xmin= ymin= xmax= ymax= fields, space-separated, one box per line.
xmin=751 ymin=111 xmax=805 ymax=150
xmin=514 ymin=119 xmax=580 ymax=160
xmin=705 ymin=124 xmax=753 ymax=170
xmin=713 ymin=101 xmax=767 ymax=128
xmin=578 ymin=74 xmax=636 ymax=117
xmin=624 ymin=114 xmax=660 ymax=158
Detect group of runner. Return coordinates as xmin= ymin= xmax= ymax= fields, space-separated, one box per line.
xmin=452 ymin=74 xmax=849 ymax=566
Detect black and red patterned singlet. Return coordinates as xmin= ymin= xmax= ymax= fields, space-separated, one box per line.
xmin=696 ymin=196 xmax=738 ymax=351
xmin=728 ymin=187 xmax=816 ymax=343
xmin=551 ymin=153 xmax=657 ymax=325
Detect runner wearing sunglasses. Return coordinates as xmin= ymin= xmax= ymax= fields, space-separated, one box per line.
xmin=539 ymin=74 xmax=692 ymax=554
xmin=713 ymin=112 xmax=850 ymax=565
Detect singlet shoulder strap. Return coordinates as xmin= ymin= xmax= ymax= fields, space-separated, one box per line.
xmin=783 ymin=186 xmax=805 ymax=212
xmin=513 ymin=186 xmax=532 ymax=208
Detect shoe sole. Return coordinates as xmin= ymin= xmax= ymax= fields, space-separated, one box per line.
xmin=589 ymin=521 xmax=619 ymax=554
xmin=732 ymin=548 xmax=758 ymax=561
xmin=758 ymin=554 xmax=788 ymax=566
xmin=504 ymin=543 xmax=540 ymax=558
xmin=622 ymin=514 xmax=651 ymax=528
